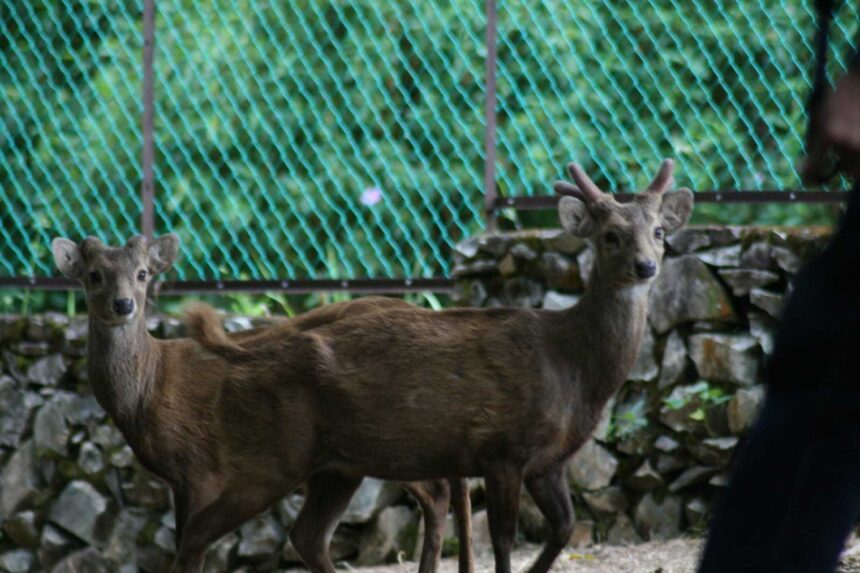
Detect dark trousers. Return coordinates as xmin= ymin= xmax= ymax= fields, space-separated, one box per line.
xmin=698 ymin=384 xmax=860 ymax=573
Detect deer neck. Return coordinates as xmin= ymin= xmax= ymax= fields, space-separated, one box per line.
xmin=559 ymin=258 xmax=651 ymax=407
xmin=87 ymin=316 xmax=161 ymax=444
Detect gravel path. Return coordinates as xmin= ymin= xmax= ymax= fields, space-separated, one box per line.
xmin=351 ymin=536 xmax=860 ymax=573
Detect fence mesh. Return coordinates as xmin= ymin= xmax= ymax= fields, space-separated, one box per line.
xmin=1 ymin=1 xmax=857 ymax=280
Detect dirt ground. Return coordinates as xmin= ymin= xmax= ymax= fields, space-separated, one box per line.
xmin=354 ymin=536 xmax=860 ymax=573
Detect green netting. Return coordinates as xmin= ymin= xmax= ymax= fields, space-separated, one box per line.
xmin=1 ymin=1 xmax=857 ymax=280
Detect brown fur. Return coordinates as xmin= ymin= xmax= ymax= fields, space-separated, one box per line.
xmin=50 ymin=237 xmax=467 ymax=573
xmin=182 ymin=160 xmax=693 ymax=573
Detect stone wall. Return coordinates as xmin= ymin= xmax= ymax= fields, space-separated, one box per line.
xmin=451 ymin=225 xmax=831 ymax=544
xmin=0 ymin=224 xmax=832 ymax=571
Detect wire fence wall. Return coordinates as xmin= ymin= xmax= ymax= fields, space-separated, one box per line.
xmin=1 ymin=0 xmax=857 ymax=283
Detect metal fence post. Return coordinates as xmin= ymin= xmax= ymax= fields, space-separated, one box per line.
xmin=142 ymin=0 xmax=156 ymax=241
xmin=483 ymin=0 xmax=499 ymax=231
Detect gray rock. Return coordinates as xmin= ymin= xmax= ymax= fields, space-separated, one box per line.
xmin=772 ymin=245 xmax=801 ymax=273
xmin=583 ymin=486 xmax=628 ymax=517
xmin=3 ymin=511 xmax=39 ymax=547
xmin=709 ymin=473 xmax=730 ymax=487
xmin=626 ymin=461 xmax=664 ymax=492
xmin=48 ymin=480 xmax=109 ymax=545
xmin=33 ymin=392 xmax=77 ymax=456
xmin=568 ymin=440 xmax=618 ymax=490
xmin=66 ymin=394 xmax=104 ymax=426
xmin=0 ymin=440 xmax=40 ymax=518
xmin=634 ymin=493 xmax=681 ymax=540
xmin=750 ymin=288 xmax=785 ymax=318
xmin=154 ymin=525 xmax=176 ymax=553
xmin=50 ymin=548 xmax=111 ymax=573
xmin=654 ymin=435 xmax=680 ymax=453
xmin=688 ymin=436 xmax=738 ymax=466
xmin=606 ymin=513 xmax=642 ymax=545
xmin=539 ymin=253 xmax=582 ymax=292
xmin=510 ymin=243 xmax=538 ymax=262
xmin=649 ymin=256 xmax=737 ymax=334
xmin=660 ymin=382 xmax=709 ymax=433
xmin=717 ymin=269 xmax=780 ymax=297
xmin=275 ymin=493 xmax=304 ymax=528
xmin=592 ymin=397 xmax=615 ymax=442
xmin=656 ymin=454 xmax=687 ymax=474
xmin=452 ymin=259 xmax=498 ymax=277
xmin=457 ymin=280 xmax=488 ymax=307
xmin=224 ymin=315 xmax=254 ymax=333
xmin=237 ymin=512 xmax=285 ymax=563
xmin=689 ymin=333 xmax=760 ymax=385
xmin=110 ymin=446 xmax=134 ymax=469
xmin=669 ymin=466 xmax=720 ymax=492
xmin=749 ymin=313 xmax=776 ymax=356
xmin=629 ymin=328 xmax=658 ymax=382
xmin=90 ymin=424 xmax=124 ymax=450
xmin=741 ymin=241 xmax=778 ymax=269
xmin=666 ymin=228 xmax=711 ymax=254
xmin=728 ymin=386 xmax=766 ymax=434
xmin=541 ymin=291 xmax=580 ymax=311
xmin=357 ymin=506 xmax=414 ymax=565
xmin=0 ymin=549 xmax=35 ymax=573
xmin=477 ymin=234 xmax=512 ymax=258
xmin=569 ymin=520 xmax=594 ymax=548
xmin=26 ymin=354 xmax=66 ymax=386
xmin=0 ymin=376 xmax=43 ymax=447
xmin=470 ymin=509 xmax=493 ymax=556
xmin=78 ymin=442 xmax=105 ymax=475
xmin=696 ymin=244 xmax=741 ymax=267
xmin=658 ymin=330 xmax=687 ymax=389
xmin=103 ymin=508 xmax=148 ymax=567
xmin=204 ymin=532 xmax=238 ymax=573
xmin=503 ymin=278 xmax=544 ymax=308
xmin=519 ymin=491 xmax=550 ymax=541
xmin=454 ymin=237 xmax=480 ymax=259
xmin=685 ymin=497 xmax=708 ymax=526
xmin=64 ymin=317 xmax=88 ymax=343
xmin=341 ymin=479 xmax=402 ymax=524
xmin=37 ymin=525 xmax=76 ymax=570
xmin=498 ymin=254 xmax=518 ymax=276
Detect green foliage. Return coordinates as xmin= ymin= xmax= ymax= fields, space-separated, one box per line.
xmin=1 ymin=1 xmax=856 ymax=281
xmin=609 ymin=396 xmax=649 ymax=441
xmin=662 ymin=380 xmax=731 ymax=422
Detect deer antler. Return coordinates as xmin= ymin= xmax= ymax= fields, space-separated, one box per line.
xmin=565 ymin=163 xmax=603 ymax=203
xmin=552 ymin=181 xmax=585 ymax=202
xmin=647 ymin=158 xmax=675 ymax=194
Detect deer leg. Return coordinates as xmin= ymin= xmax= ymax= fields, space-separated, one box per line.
xmin=403 ymin=479 xmax=451 ymax=573
xmin=172 ymin=487 xmax=190 ymax=550
xmin=289 ymin=472 xmax=363 ymax=573
xmin=523 ymin=465 xmax=574 ymax=573
xmin=171 ymin=486 xmax=283 ymax=573
xmin=450 ymin=478 xmax=474 ymax=573
xmin=484 ymin=465 xmax=523 ymax=573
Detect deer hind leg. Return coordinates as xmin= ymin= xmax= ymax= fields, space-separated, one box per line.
xmin=523 ymin=464 xmax=574 ymax=573
xmin=289 ymin=472 xmax=363 ymax=573
xmin=484 ymin=464 xmax=523 ymax=573
xmin=450 ymin=478 xmax=474 ymax=573
xmin=403 ymin=479 xmax=452 ymax=573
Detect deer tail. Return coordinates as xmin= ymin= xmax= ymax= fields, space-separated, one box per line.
xmin=184 ymin=303 xmax=254 ymax=361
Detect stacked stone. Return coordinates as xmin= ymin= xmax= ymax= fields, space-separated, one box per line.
xmin=453 ymin=225 xmax=830 ymax=546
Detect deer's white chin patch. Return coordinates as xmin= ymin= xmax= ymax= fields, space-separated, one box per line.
xmin=618 ymin=283 xmax=652 ymax=300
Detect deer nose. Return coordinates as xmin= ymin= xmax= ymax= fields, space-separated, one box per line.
xmin=634 ymin=260 xmax=657 ymax=279
xmin=113 ymin=298 xmax=134 ymax=316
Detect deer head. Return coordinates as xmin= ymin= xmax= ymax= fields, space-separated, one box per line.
xmin=52 ymin=234 xmax=179 ymax=325
xmin=553 ymin=159 xmax=693 ymax=287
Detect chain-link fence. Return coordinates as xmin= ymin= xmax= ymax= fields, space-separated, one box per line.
xmin=1 ymin=1 xmax=857 ymax=282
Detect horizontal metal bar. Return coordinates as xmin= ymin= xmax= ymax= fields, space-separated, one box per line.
xmin=0 ymin=277 xmax=455 ymax=294
xmin=494 ymin=190 xmax=850 ymax=210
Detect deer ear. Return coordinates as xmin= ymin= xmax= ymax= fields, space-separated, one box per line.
xmin=52 ymin=238 xmax=84 ymax=279
xmin=148 ymin=234 xmax=179 ymax=275
xmin=558 ymin=196 xmax=594 ymax=237
xmin=659 ymin=188 xmax=694 ymax=232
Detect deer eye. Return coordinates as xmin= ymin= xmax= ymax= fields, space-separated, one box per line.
xmin=654 ymin=227 xmax=665 ymax=240
xmin=89 ymin=271 xmax=101 ymax=284
xmin=137 ymin=270 xmax=147 ymax=282
xmin=603 ymin=231 xmax=620 ymax=245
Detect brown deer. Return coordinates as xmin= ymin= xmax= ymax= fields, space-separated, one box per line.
xmin=188 ymin=159 xmax=693 ymax=573
xmin=50 ymin=237 xmax=471 ymax=573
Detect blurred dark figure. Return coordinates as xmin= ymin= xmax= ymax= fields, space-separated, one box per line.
xmin=698 ymin=2 xmax=860 ymax=572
